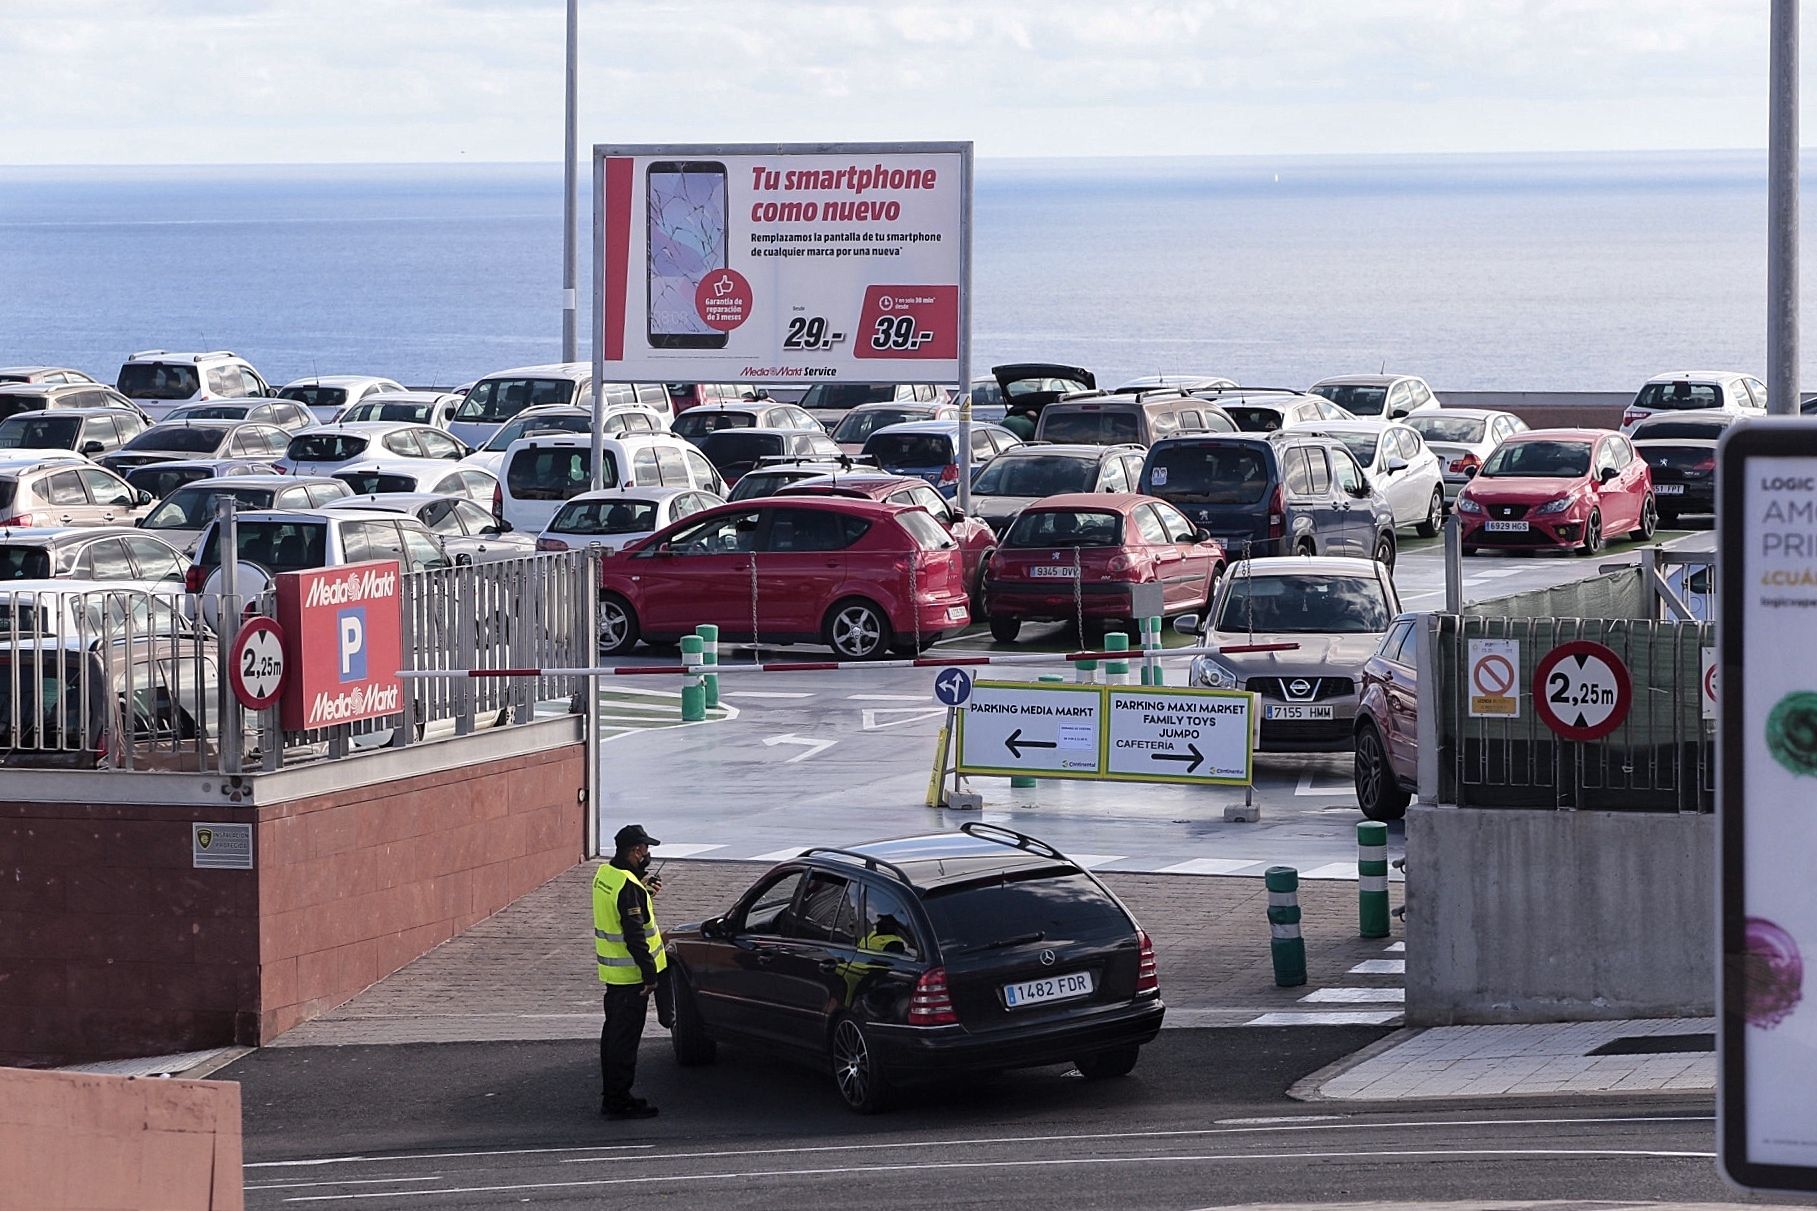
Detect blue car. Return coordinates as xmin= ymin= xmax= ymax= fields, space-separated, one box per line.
xmin=860 ymin=419 xmax=1023 ymax=498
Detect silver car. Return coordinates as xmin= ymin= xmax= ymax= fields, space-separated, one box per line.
xmin=1404 ymin=409 xmax=1528 ymax=503
xmin=1184 ymin=555 xmax=1401 ymax=752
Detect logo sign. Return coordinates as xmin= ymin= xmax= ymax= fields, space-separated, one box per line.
xmin=274 ymin=560 xmax=404 ymax=730
xmin=956 ymin=681 xmax=1101 ymax=777
xmin=596 ymin=142 xmax=970 ymax=385
xmin=1531 ymin=640 xmax=1631 ymax=742
xmin=1468 ymin=638 xmax=1521 ymax=718
xmin=1702 ymin=646 xmax=1718 ymax=722
xmin=228 ymin=616 xmax=286 ymax=710
xmin=932 ymin=667 xmax=972 ymax=708
xmin=1102 ymin=687 xmax=1257 ymax=786
xmin=192 ymin=822 xmax=253 ymax=870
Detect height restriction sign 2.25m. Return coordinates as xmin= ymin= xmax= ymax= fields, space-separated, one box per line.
xmin=595 ymin=142 xmax=971 ymax=386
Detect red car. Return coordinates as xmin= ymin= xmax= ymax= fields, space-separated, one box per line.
xmin=1455 ymin=428 xmax=1657 ymax=555
xmin=779 ymin=472 xmax=997 ymax=601
xmin=984 ymin=493 xmax=1225 ymax=643
xmin=596 ymin=495 xmax=970 ymax=660
xmin=1353 ymin=612 xmax=1420 ymax=821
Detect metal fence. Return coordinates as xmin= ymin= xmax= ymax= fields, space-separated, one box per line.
xmin=1433 ymin=612 xmax=1715 ymax=812
xmin=0 ymin=552 xmax=593 ymax=774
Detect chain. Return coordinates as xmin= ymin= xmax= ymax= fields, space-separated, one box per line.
xmin=749 ymin=557 xmax=760 ymax=652
xmin=910 ymin=548 xmax=921 ymax=653
xmin=1073 ymin=545 xmax=1084 ymax=640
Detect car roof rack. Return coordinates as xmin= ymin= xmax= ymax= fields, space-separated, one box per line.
xmin=1199 ymin=385 xmax=1305 ymax=396
xmin=797 ymin=847 xmax=919 ymax=889
xmin=959 ymin=821 xmax=1070 ymax=863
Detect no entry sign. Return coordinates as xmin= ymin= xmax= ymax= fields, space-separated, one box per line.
xmin=1467 ymin=638 xmax=1520 ymax=718
xmin=1532 ymin=640 xmax=1631 ymax=741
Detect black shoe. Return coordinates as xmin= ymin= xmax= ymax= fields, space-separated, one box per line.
xmin=603 ymin=1102 xmax=659 ymax=1120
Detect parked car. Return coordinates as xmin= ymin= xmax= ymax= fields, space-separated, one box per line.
xmin=450 ymin=365 xmax=670 ymax=446
xmin=1112 ymin=374 xmax=1238 ymax=395
xmin=99 ymin=420 xmax=292 ymax=473
xmin=595 ymin=496 xmax=970 ymax=659
xmin=1404 ymin=409 xmax=1529 ymax=503
xmin=461 ymin=405 xmax=671 ymax=478
xmin=1185 ymin=555 xmax=1401 ymax=752
xmin=697 ymin=428 xmax=844 ymax=486
xmin=666 ymin=382 xmax=766 ymax=415
xmin=275 ymin=422 xmax=469 ymax=476
xmin=275 ymin=375 xmax=406 ymax=424
xmin=983 ymin=493 xmax=1225 ymax=643
xmin=726 ymin=459 xmax=872 ymax=502
xmin=1215 ymin=390 xmax=1351 ymax=432
xmin=862 ymin=421 xmax=1021 ymax=498
xmin=0 ymin=408 xmax=148 ymax=458
xmin=0 ymin=366 xmax=101 ymax=387
xmin=536 ymin=487 xmax=723 ymax=554
xmin=498 ymin=434 xmax=722 ymax=534
xmin=982 ymin=363 xmax=1100 ymax=427
xmin=672 ymin=401 xmax=824 ymax=442
xmin=665 ymin=822 xmax=1164 ymax=1112
xmin=1454 ymin=429 xmax=1657 ymax=556
xmin=332 ymin=463 xmax=499 ymax=507
xmin=138 ymin=475 xmax=354 ymax=553
xmin=780 ymin=473 xmax=998 ymax=601
xmin=330 ymin=390 xmax=463 ymax=430
xmin=1138 ymin=432 xmax=1399 ymax=565
xmin=1300 ymin=420 xmax=1447 ymax=537
xmin=0 ymin=455 xmax=153 ymax=528
xmin=121 ymin=459 xmax=274 ymax=502
xmin=1033 ymin=391 xmax=1235 ymax=447
xmin=166 ymin=400 xmax=317 ymax=431
xmin=1353 ymin=612 xmax=1421 ymax=821
xmin=1308 ymin=374 xmax=1442 ymax=419
xmin=0 ymin=526 xmax=188 ymax=586
xmin=797 ymin=382 xmax=945 ymax=428
xmin=0 ymin=382 xmax=149 ymax=424
xmin=1629 ymin=412 xmax=1734 ymax=524
xmin=1620 ymin=370 xmax=1767 ymax=432
xmin=326 ymin=496 xmax=536 ymax=564
xmin=187 ymin=507 xmax=459 ymax=599
xmin=968 ymin=443 xmax=1148 ymax=537
xmin=116 ymin=350 xmax=273 ymax=420
xmin=830 ymin=401 xmax=962 ymax=454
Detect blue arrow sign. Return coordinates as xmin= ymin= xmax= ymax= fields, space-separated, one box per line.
xmin=933 ymin=667 xmax=973 ymax=707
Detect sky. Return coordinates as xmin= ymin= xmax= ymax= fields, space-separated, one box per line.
xmin=0 ymin=0 xmax=1797 ymax=164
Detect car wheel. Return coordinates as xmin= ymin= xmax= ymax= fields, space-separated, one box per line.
xmin=1075 ymin=1044 xmax=1140 ymax=1079
xmin=1635 ymin=493 xmax=1659 ymax=541
xmin=1415 ymin=488 xmax=1444 ymax=538
xmin=597 ymin=593 xmax=640 ymax=656
xmin=671 ymin=972 xmax=717 ymax=1067
xmin=1579 ymin=509 xmax=1604 ymax=556
xmin=989 ymin=615 xmax=1021 ymax=643
xmin=825 ymin=599 xmax=891 ymax=660
xmin=1373 ymin=531 xmax=1397 ymax=569
xmin=1355 ymin=723 xmax=1410 ymax=822
xmin=830 ymin=1017 xmax=891 ymax=1113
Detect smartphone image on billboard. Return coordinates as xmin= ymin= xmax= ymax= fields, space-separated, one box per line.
xmin=647 ymin=161 xmax=729 ymax=349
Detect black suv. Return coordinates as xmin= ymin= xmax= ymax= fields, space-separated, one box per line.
xmin=968 ymin=442 xmax=1148 ymax=535
xmin=1138 ymin=432 xmax=1399 ymax=565
xmin=665 ymin=823 xmax=1164 ymax=1112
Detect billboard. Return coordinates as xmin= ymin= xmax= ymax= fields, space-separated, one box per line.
xmin=594 ymin=142 xmax=971 ymax=385
xmin=1718 ymin=420 xmax=1817 ymax=1194
xmin=273 ymin=560 xmax=405 ymax=731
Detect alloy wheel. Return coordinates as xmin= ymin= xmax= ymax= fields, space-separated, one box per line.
xmin=832 ymin=1020 xmax=871 ymax=1108
xmin=831 ymin=603 xmax=884 ymax=658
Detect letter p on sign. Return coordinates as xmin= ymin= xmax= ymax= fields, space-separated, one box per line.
xmin=338 ymin=607 xmax=367 ymax=681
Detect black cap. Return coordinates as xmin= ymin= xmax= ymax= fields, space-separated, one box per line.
xmin=614 ymin=824 xmax=661 ymax=849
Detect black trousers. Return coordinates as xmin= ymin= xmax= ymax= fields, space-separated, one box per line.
xmin=600 ymin=984 xmax=649 ymax=1106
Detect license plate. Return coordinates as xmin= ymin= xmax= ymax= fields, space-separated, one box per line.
xmin=1003 ymin=970 xmax=1093 ymax=1008
xmin=1266 ymin=704 xmax=1335 ymax=720
xmin=1656 ymin=484 xmax=1685 ymax=495
xmin=1484 ymin=520 xmax=1529 ymax=532
xmin=1030 ymin=565 xmax=1079 ymax=578
xmin=946 ymin=605 xmax=967 ymax=620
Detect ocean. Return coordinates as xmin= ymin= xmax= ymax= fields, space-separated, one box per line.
xmin=0 ymin=151 xmax=1795 ymax=392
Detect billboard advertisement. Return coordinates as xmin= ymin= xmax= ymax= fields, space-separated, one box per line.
xmin=595 ymin=142 xmax=971 ymax=386
xmin=273 ymin=560 xmax=405 ymax=731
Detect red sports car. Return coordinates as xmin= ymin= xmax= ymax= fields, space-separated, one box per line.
xmin=778 ymin=472 xmax=998 ymax=601
xmin=1455 ymin=428 xmax=1657 ymax=555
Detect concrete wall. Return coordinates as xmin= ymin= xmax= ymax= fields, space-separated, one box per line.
xmin=1405 ymin=805 xmax=1714 ymax=1024
xmin=1440 ymin=390 xmax=1631 ymax=431
xmin=0 ymin=1066 xmax=243 ymax=1210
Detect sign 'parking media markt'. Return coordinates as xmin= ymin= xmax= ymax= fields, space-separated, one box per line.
xmin=956 ymin=682 xmax=1102 ymax=777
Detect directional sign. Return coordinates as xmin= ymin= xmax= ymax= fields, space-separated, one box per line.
xmin=933 ymin=667 xmax=973 ymax=707
xmin=1532 ymin=640 xmax=1631 ymax=741
xmin=1103 ymin=687 xmax=1257 ymax=785
xmin=1467 ymin=638 xmax=1520 ymax=718
xmin=956 ymin=681 xmax=1102 ymax=778
xmin=228 ymin=616 xmax=286 ymax=710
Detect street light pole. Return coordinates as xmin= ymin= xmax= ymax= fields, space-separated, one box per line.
xmin=1768 ymin=0 xmax=1798 ymax=415
xmin=561 ymin=0 xmax=579 ymax=363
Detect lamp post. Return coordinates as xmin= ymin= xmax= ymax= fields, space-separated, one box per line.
xmin=1769 ymin=0 xmax=1798 ymax=415
xmin=561 ymin=0 xmax=579 ymax=363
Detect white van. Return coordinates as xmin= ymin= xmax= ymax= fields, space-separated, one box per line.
xmin=449 ymin=364 xmax=671 ymax=447
xmin=497 ymin=434 xmax=724 ymax=533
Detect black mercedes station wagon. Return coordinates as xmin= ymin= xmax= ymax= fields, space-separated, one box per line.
xmin=664 ymin=823 xmax=1164 ymax=1112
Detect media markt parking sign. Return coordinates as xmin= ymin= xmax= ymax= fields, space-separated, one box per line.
xmin=596 ymin=142 xmax=970 ymax=384
xmin=956 ymin=681 xmax=1101 ymax=778
xmin=274 ymin=560 xmax=404 ymax=730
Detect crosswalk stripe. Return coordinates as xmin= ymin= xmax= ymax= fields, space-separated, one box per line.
xmin=1245 ymin=1011 xmax=1403 ymax=1026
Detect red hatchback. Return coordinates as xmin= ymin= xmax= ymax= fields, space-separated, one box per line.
xmin=779 ymin=472 xmax=998 ymax=601
xmin=596 ymin=496 xmax=970 ymax=659
xmin=1455 ymin=428 xmax=1657 ymax=555
xmin=984 ymin=493 xmax=1225 ymax=643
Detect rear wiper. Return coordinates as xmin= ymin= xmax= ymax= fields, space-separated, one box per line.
xmin=955 ymin=930 xmax=1046 ymax=955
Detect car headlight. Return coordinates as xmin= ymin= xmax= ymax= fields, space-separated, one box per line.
xmin=1455 ymin=494 xmax=1484 ymax=514
xmin=1191 ymin=657 xmax=1241 ymax=689
xmin=1532 ymin=494 xmax=1577 ymax=515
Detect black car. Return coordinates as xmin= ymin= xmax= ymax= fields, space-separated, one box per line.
xmin=1629 ymin=412 xmax=1734 ymax=524
xmin=665 ymin=823 xmax=1164 ymax=1112
xmin=968 ymin=442 xmax=1148 ymax=535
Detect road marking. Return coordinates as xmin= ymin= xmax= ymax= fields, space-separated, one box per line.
xmin=1384 ymin=941 xmax=1405 ymax=952
xmin=861 ymin=707 xmax=946 ymax=730
xmin=1469 ymin=567 xmax=1526 ymax=580
xmin=245 ymin=1145 xmax=654 ymax=1168
xmin=846 ymin=693 xmax=929 ymax=701
xmin=722 ymin=691 xmax=812 ymax=699
xmin=1246 ymin=1011 xmax=1404 ymax=1026
xmin=1159 ymin=857 xmax=1260 ymax=876
xmin=1214 ymin=1115 xmax=1345 ymax=1125
xmin=1294 ymin=771 xmax=1353 ymax=797
xmin=748 ymin=847 xmax=809 ymax=862
xmin=1064 ymin=853 xmax=1126 ymax=869
xmin=1300 ymin=862 xmax=1360 ymax=880
xmin=246 ymin=1177 xmax=447 ymax=1191
xmin=1349 ymin=958 xmax=1406 ymax=974
xmin=761 ymin=733 xmax=836 ymax=763
xmin=644 ymin=844 xmax=724 ymax=859
xmin=1299 ymin=988 xmax=1405 ymax=1003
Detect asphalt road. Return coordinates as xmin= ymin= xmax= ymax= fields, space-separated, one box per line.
xmin=229 ymin=1030 xmax=1728 ymax=1209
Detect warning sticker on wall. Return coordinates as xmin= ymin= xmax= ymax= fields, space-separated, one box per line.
xmin=1468 ymin=638 xmax=1521 ymax=718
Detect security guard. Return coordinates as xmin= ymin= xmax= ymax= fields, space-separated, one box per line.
xmin=593 ymin=823 xmax=668 ymax=1119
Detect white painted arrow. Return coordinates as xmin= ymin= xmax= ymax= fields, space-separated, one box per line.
xmin=763 ymin=733 xmax=837 ymax=764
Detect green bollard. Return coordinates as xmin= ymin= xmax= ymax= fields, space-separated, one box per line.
xmin=697 ymin=624 xmax=720 ymax=710
xmin=1105 ymin=632 xmax=1129 ymax=685
xmin=1265 ymin=865 xmax=1307 ymax=987
xmin=680 ymin=634 xmax=705 ymax=722
xmin=1357 ymin=821 xmax=1390 ymax=938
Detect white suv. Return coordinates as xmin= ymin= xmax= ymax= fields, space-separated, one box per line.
xmin=497 ymin=434 xmax=722 ymax=532
xmin=1621 ymin=370 xmax=1767 ymax=432
xmin=115 ymin=350 xmax=272 ymax=421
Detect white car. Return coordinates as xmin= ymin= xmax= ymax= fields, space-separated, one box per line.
xmin=1301 ymin=419 xmax=1448 ymax=536
xmin=1620 ymin=370 xmax=1767 ymax=432
xmin=329 ymin=391 xmax=463 ymax=430
xmin=535 ymin=486 xmax=724 ymax=554
xmin=460 ymin=405 xmax=670 ymax=478
xmin=330 ymin=461 xmax=500 ymax=507
xmin=327 ymin=495 xmax=537 ymax=564
xmin=115 ymin=350 xmax=274 ymax=421
xmin=276 ymin=422 xmax=469 ymax=476
xmin=495 ymin=434 xmax=721 ymax=533
xmin=1404 ymin=409 xmax=1529 ymax=503
xmin=670 ymin=401 xmax=825 ymax=443
xmin=1308 ymin=374 xmax=1442 ymax=420
xmin=276 ymin=375 xmax=407 ymax=424
xmin=449 ymin=364 xmax=671 ymax=447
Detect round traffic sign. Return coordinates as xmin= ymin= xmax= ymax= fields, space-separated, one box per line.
xmin=1473 ymin=653 xmax=1517 ymax=697
xmin=230 ymin=616 xmax=287 ymax=710
xmin=933 ymin=667 xmax=973 ymax=707
xmin=1532 ymin=640 xmax=1631 ymax=741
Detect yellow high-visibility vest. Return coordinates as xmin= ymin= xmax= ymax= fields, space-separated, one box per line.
xmin=593 ymin=864 xmax=667 ymax=985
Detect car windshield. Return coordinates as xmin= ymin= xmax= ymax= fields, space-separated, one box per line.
xmin=699 ymin=432 xmax=785 ymax=468
xmin=866 ymin=433 xmax=952 ymax=467
xmin=1006 ymin=509 xmax=1123 ymax=548
xmin=1326 ymin=434 xmax=1378 ymax=466
xmin=0 ymin=545 xmax=53 ymax=580
xmin=144 ymin=486 xmax=277 ymax=530
xmin=799 ymin=383 xmax=894 ymax=410
xmin=1224 ymin=406 xmax=1289 ymax=433
xmin=971 ymin=454 xmax=1096 ymax=497
xmin=728 ymin=471 xmax=814 ymax=501
xmin=287 ymin=433 xmax=369 ymax=462
xmin=481 ymin=411 xmax=590 ymax=451
xmin=1481 ymin=440 xmax=1591 ymax=478
xmin=550 ymin=498 xmax=661 ymax=534
xmin=343 ymin=402 xmax=432 ymax=424
xmin=921 ymin=872 xmax=1130 ymax=952
xmin=1038 ymin=409 xmax=1139 ymax=444
xmin=0 ymin=415 xmax=80 ymax=449
xmin=896 ymin=509 xmax=956 ymax=550
xmin=455 ymin=377 xmax=577 ymax=422
xmin=1408 ymin=415 xmax=1487 ymax=444
xmin=118 ymin=363 xmax=200 ymax=400
xmin=169 ymin=405 xmax=251 ymax=421
xmin=968 ymin=381 xmax=1004 ymax=408
xmin=125 ymin=465 xmax=213 ymax=498
xmin=1144 ymin=444 xmax=1271 ymax=504
xmin=0 ymin=393 xmax=53 ymax=421
xmin=506 ymin=447 xmax=614 ymax=499
xmin=1634 ymin=382 xmax=1721 ymax=411
xmin=1633 ymin=419 xmax=1727 ymax=441
xmin=832 ymin=408 xmax=923 ymax=444
xmin=673 ymin=412 xmax=755 ymax=438
xmin=278 ymin=386 xmax=348 ymax=410
xmin=1217 ymin=573 xmax=1392 ymax=634
xmin=335 ymin=471 xmax=418 ymax=495
xmin=123 ymin=426 xmax=227 ymax=454
xmin=1311 ymin=385 xmax=1389 ymax=416
xmin=199 ymin=520 xmax=327 ymax=573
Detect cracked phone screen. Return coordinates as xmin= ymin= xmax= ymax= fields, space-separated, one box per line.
xmin=648 ymin=168 xmax=726 ymax=339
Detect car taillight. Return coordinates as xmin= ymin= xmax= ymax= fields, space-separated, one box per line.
xmin=908 ymin=966 xmax=958 ymax=1026
xmin=493 ymin=484 xmax=505 ymax=516
xmin=1448 ymin=452 xmax=1480 ymax=475
xmin=939 ymin=463 xmax=960 ymax=485
xmin=184 ymin=565 xmax=208 ymax=593
xmin=1105 ymin=552 xmax=1140 ymax=579
xmin=1623 ymin=409 xmax=1648 ymax=427
xmin=1266 ymin=484 xmax=1286 ymax=539
xmin=1136 ymin=930 xmax=1159 ymax=993
xmin=1693 ymin=456 xmax=1716 ymax=472
xmin=271 ymin=465 xmax=287 ymax=474
xmin=536 ymin=536 xmax=568 ymax=552
xmin=0 ymin=513 xmax=36 ymax=527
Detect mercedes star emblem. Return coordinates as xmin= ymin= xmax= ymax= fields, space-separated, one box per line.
xmin=1039 ymin=949 xmax=1056 ymax=967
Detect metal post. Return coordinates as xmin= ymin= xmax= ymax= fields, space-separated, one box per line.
xmin=1443 ymin=514 xmax=1463 ymax=614
xmin=1770 ymin=0 xmax=1799 ymax=414
xmin=583 ymin=547 xmax=601 ymax=859
xmin=561 ymin=0 xmax=578 ymax=363
xmin=215 ymin=496 xmax=242 ymax=775
xmin=1265 ymin=866 xmax=1307 ymax=987
xmin=955 ymin=144 xmax=974 ymax=515
xmin=1415 ymin=612 xmax=1442 ymax=806
xmin=1357 ymin=821 xmax=1391 ymax=938
xmin=590 ymin=150 xmax=607 ymax=490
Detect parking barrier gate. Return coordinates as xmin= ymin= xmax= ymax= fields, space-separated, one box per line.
xmin=1357 ymin=821 xmax=1390 ymax=938
xmin=1266 ymin=866 xmax=1307 ymax=987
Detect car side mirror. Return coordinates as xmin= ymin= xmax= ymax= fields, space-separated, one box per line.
xmin=136 ymin=490 xmax=154 ymax=505
xmin=454 ymin=553 xmax=474 ymax=567
xmin=1194 ymin=527 xmax=1213 ymax=543
xmin=1391 ymin=408 xmax=1409 ymax=420
xmin=655 ymin=542 xmax=675 ymax=557
xmin=1352 ymin=479 xmax=1373 ymax=497
xmin=701 ymin=916 xmax=727 ymax=939
xmin=1463 ymin=465 xmax=1479 ymax=478
xmin=1599 ymin=466 xmax=1619 ymax=484
xmin=1385 ymin=456 xmax=1409 ymax=472
xmin=1174 ymin=613 xmax=1201 ymax=636
xmin=81 ymin=441 xmax=105 ymax=455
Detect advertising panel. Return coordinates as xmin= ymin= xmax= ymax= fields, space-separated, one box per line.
xmin=595 ymin=142 xmax=970 ymax=386
xmin=273 ymin=560 xmax=405 ymax=731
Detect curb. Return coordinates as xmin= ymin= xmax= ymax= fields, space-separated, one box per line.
xmin=1287 ymin=1025 xmax=1424 ymax=1101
